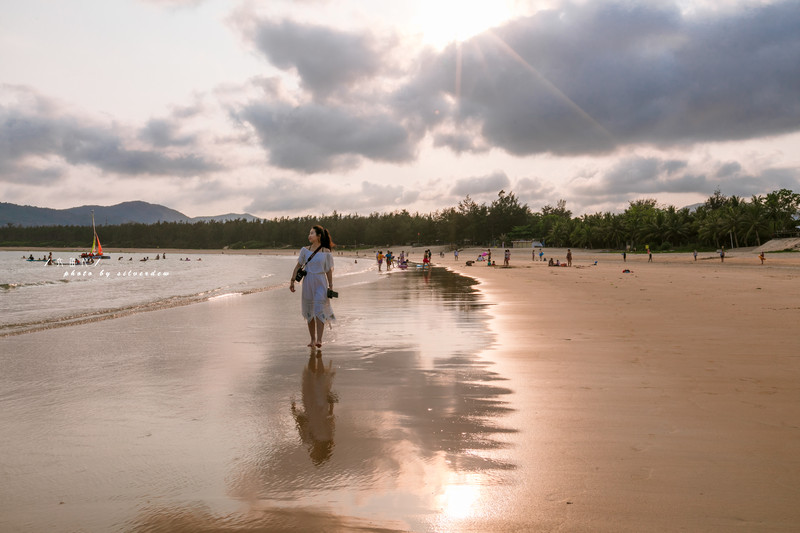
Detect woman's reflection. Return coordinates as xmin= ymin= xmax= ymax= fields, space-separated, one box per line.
xmin=291 ymin=351 xmax=337 ymax=465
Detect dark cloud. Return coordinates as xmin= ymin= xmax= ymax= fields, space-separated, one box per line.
xmin=0 ymin=161 xmax=64 ymax=186
xmin=572 ymin=156 xmax=707 ymax=199
xmin=716 ymin=161 xmax=742 ymax=178
xmin=417 ymin=1 xmax=800 ymax=156
xmin=0 ymin=88 xmax=221 ymax=182
xmin=450 ymin=171 xmax=511 ymax=197
xmin=571 ymin=156 xmax=800 ymax=204
xmin=432 ymin=130 xmax=487 ymax=154
xmin=237 ymin=100 xmax=415 ymax=173
xmin=252 ymin=19 xmax=384 ymax=99
xmin=139 ymin=119 xmax=196 ymax=147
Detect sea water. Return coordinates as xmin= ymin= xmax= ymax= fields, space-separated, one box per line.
xmin=0 ymin=250 xmax=372 ymax=336
xmin=0 ymin=255 xmax=508 ymax=532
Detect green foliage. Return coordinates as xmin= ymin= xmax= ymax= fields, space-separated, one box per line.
xmin=2 ymin=188 xmax=798 ymax=249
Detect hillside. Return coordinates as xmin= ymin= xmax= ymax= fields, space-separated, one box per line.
xmin=0 ymin=201 xmax=258 ymax=227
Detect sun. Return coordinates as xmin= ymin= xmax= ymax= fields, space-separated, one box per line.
xmin=413 ymin=0 xmax=517 ymax=48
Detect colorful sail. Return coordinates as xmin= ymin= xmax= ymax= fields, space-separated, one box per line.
xmin=81 ymin=210 xmax=109 ymax=259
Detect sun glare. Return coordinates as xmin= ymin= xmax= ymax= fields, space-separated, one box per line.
xmin=414 ymin=0 xmax=516 ymax=48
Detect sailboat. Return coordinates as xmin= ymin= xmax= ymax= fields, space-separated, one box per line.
xmin=80 ymin=210 xmax=111 ymax=260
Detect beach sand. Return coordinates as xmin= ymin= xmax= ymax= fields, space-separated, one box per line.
xmin=443 ymin=247 xmax=800 ymax=531
xmin=2 ymin=246 xmax=799 ymax=531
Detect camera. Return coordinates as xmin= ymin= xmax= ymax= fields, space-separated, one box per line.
xmin=294 ymin=269 xmax=306 ymax=282
xmin=327 ymin=288 xmax=338 ymax=299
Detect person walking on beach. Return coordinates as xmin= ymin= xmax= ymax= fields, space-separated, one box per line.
xmin=759 ymin=251 xmax=766 ymax=264
xmin=504 ymin=249 xmax=510 ymax=266
xmin=290 ymin=225 xmax=336 ymax=348
xmin=376 ymin=250 xmax=384 ymax=271
xmin=566 ymin=249 xmax=572 ymax=267
xmin=622 ymin=252 xmax=627 ymax=262
xmin=693 ymin=250 xmax=698 ymax=261
xmin=720 ymin=247 xmax=725 ymax=262
xmin=648 ymin=250 xmax=653 ymax=262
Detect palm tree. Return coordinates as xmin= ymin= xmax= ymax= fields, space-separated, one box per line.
xmin=602 ymin=213 xmax=627 ymax=249
xmin=739 ymin=196 xmax=769 ymax=246
xmin=663 ymin=207 xmax=692 ymax=246
xmin=642 ymin=210 xmax=668 ymax=247
xmin=698 ymin=211 xmax=726 ymax=248
xmin=722 ymin=200 xmax=746 ymax=248
xmin=547 ymin=219 xmax=571 ymax=247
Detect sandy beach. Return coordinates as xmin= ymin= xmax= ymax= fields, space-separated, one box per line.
xmin=2 ymin=246 xmax=799 ymax=531
xmin=444 ymin=246 xmax=800 ymax=531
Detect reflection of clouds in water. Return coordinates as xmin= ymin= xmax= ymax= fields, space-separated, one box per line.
xmin=291 ymin=354 xmax=337 ymax=465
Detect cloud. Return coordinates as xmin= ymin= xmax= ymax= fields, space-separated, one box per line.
xmin=716 ymin=161 xmax=742 ymax=178
xmin=236 ymin=100 xmax=416 ymax=173
xmin=244 ymin=177 xmax=421 ymax=216
xmin=416 ymin=1 xmax=800 ymax=156
xmin=244 ymin=178 xmax=314 ymax=213
xmin=570 ymin=155 xmax=800 ymax=205
xmin=0 ymin=86 xmax=222 ymax=182
xmin=0 ymin=161 xmax=64 ymax=186
xmin=450 ymin=171 xmax=511 ymax=197
xmin=250 ymin=19 xmax=385 ymax=99
xmin=515 ymin=176 xmax=556 ymax=204
xmin=139 ymin=119 xmax=197 ymax=147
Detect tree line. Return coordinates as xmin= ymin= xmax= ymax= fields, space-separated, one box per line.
xmin=2 ymin=188 xmax=798 ymax=251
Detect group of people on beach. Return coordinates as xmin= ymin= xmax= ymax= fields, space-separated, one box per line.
xmin=375 ymin=250 xmax=409 ymax=271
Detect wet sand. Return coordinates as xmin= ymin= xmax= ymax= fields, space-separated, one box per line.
xmin=2 ymin=247 xmax=800 ymax=531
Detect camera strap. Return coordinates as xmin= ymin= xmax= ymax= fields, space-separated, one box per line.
xmin=300 ymin=245 xmax=324 ymax=270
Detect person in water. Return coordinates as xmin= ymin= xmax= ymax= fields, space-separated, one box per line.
xmin=290 ymin=225 xmax=336 ymax=348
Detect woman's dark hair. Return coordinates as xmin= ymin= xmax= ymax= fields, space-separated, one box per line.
xmin=313 ymin=225 xmax=335 ymax=249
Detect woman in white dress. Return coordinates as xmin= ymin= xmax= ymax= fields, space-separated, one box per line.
xmin=290 ymin=225 xmax=335 ymax=348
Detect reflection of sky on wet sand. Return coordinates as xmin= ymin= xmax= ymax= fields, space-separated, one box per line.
xmin=232 ymin=268 xmax=516 ymax=531
xmin=0 ymin=266 xmax=516 ymax=531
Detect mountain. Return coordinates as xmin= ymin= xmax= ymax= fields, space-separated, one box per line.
xmin=0 ymin=201 xmax=260 ymax=227
xmin=682 ymin=202 xmax=704 ymax=212
xmin=192 ymin=213 xmax=262 ymax=223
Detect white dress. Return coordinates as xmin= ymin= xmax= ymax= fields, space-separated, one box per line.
xmin=298 ymin=247 xmax=335 ymax=323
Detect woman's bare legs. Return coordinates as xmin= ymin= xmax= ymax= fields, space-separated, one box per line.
xmin=314 ymin=318 xmax=325 ymax=347
xmin=306 ymin=320 xmax=316 ymax=347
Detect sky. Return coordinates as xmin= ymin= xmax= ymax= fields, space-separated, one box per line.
xmin=1 ymin=0 xmax=799 ymax=219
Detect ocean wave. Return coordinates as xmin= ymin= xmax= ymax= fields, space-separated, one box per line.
xmin=0 ymin=279 xmax=70 ymax=291
xmin=0 ymin=284 xmax=283 ymax=337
